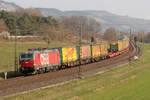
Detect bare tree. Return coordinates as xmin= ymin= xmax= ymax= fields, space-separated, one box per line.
xmin=0 ymin=19 xmax=8 ymax=32
xmin=146 ymin=32 xmax=150 ymax=43
xmin=60 ymin=16 xmax=101 ymax=38
xmin=137 ymin=32 xmax=143 ymax=42
xmin=103 ymin=27 xmax=118 ymax=41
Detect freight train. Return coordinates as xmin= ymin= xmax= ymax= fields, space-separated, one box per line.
xmin=19 ymin=38 xmax=129 ymax=74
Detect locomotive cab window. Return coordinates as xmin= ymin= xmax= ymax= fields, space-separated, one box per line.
xmin=20 ymin=53 xmax=33 ymax=61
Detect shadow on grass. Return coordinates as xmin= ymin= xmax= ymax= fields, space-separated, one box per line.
xmin=0 ymin=71 xmax=24 ymax=80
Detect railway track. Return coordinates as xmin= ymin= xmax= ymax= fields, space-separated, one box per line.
xmin=0 ymin=41 xmax=140 ymax=98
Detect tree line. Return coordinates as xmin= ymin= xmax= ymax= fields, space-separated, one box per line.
xmin=1 ymin=8 xmax=150 ymax=44
xmin=0 ymin=9 xmax=103 ymax=43
xmin=135 ymin=32 xmax=150 ymax=43
xmin=0 ymin=8 xmax=130 ymax=43
xmin=0 ymin=9 xmax=57 ymax=36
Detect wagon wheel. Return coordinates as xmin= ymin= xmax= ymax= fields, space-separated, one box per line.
xmin=33 ymin=70 xmax=38 ymax=75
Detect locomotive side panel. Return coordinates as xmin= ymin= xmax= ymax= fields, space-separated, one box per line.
xmin=34 ymin=50 xmax=61 ymax=68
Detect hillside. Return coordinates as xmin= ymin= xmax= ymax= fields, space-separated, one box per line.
xmin=40 ymin=8 xmax=150 ymax=32
xmin=0 ymin=0 xmax=150 ymax=32
xmin=0 ymin=0 xmax=21 ymax=12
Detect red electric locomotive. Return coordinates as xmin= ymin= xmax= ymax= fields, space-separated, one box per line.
xmin=19 ymin=49 xmax=61 ymax=74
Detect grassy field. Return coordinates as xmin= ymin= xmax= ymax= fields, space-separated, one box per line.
xmin=0 ymin=42 xmax=73 ymax=73
xmin=1 ymin=43 xmax=149 ymax=100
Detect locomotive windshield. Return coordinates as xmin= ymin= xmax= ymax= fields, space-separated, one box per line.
xmin=20 ymin=53 xmax=33 ymax=61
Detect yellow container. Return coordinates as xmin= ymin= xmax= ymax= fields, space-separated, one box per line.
xmin=80 ymin=46 xmax=91 ymax=59
xmin=125 ymin=40 xmax=129 ymax=48
xmin=111 ymin=42 xmax=118 ymax=45
xmin=92 ymin=45 xmax=100 ymax=57
xmin=62 ymin=47 xmax=77 ymax=62
xmin=100 ymin=43 xmax=108 ymax=56
xmin=118 ymin=40 xmax=123 ymax=51
xmin=122 ymin=40 xmax=126 ymax=49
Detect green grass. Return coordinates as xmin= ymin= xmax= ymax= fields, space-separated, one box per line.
xmin=0 ymin=42 xmax=73 ymax=73
xmin=1 ymin=44 xmax=150 ymax=100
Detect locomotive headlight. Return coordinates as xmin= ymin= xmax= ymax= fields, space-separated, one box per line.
xmin=22 ymin=67 xmax=24 ymax=70
xmin=34 ymin=63 xmax=36 ymax=66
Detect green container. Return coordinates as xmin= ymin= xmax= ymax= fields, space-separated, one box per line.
xmin=55 ymin=47 xmax=63 ymax=64
xmin=110 ymin=43 xmax=118 ymax=52
xmin=76 ymin=46 xmax=80 ymax=60
xmin=90 ymin=45 xmax=93 ymax=57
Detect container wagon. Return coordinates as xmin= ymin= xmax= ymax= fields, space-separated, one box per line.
xmin=59 ymin=46 xmax=79 ymax=67
xmin=91 ymin=44 xmax=101 ymax=61
xmin=100 ymin=43 xmax=108 ymax=59
xmin=78 ymin=45 xmax=92 ymax=64
xmin=108 ymin=42 xmax=118 ymax=57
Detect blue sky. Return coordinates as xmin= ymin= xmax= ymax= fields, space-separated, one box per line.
xmin=4 ymin=0 xmax=150 ymax=19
